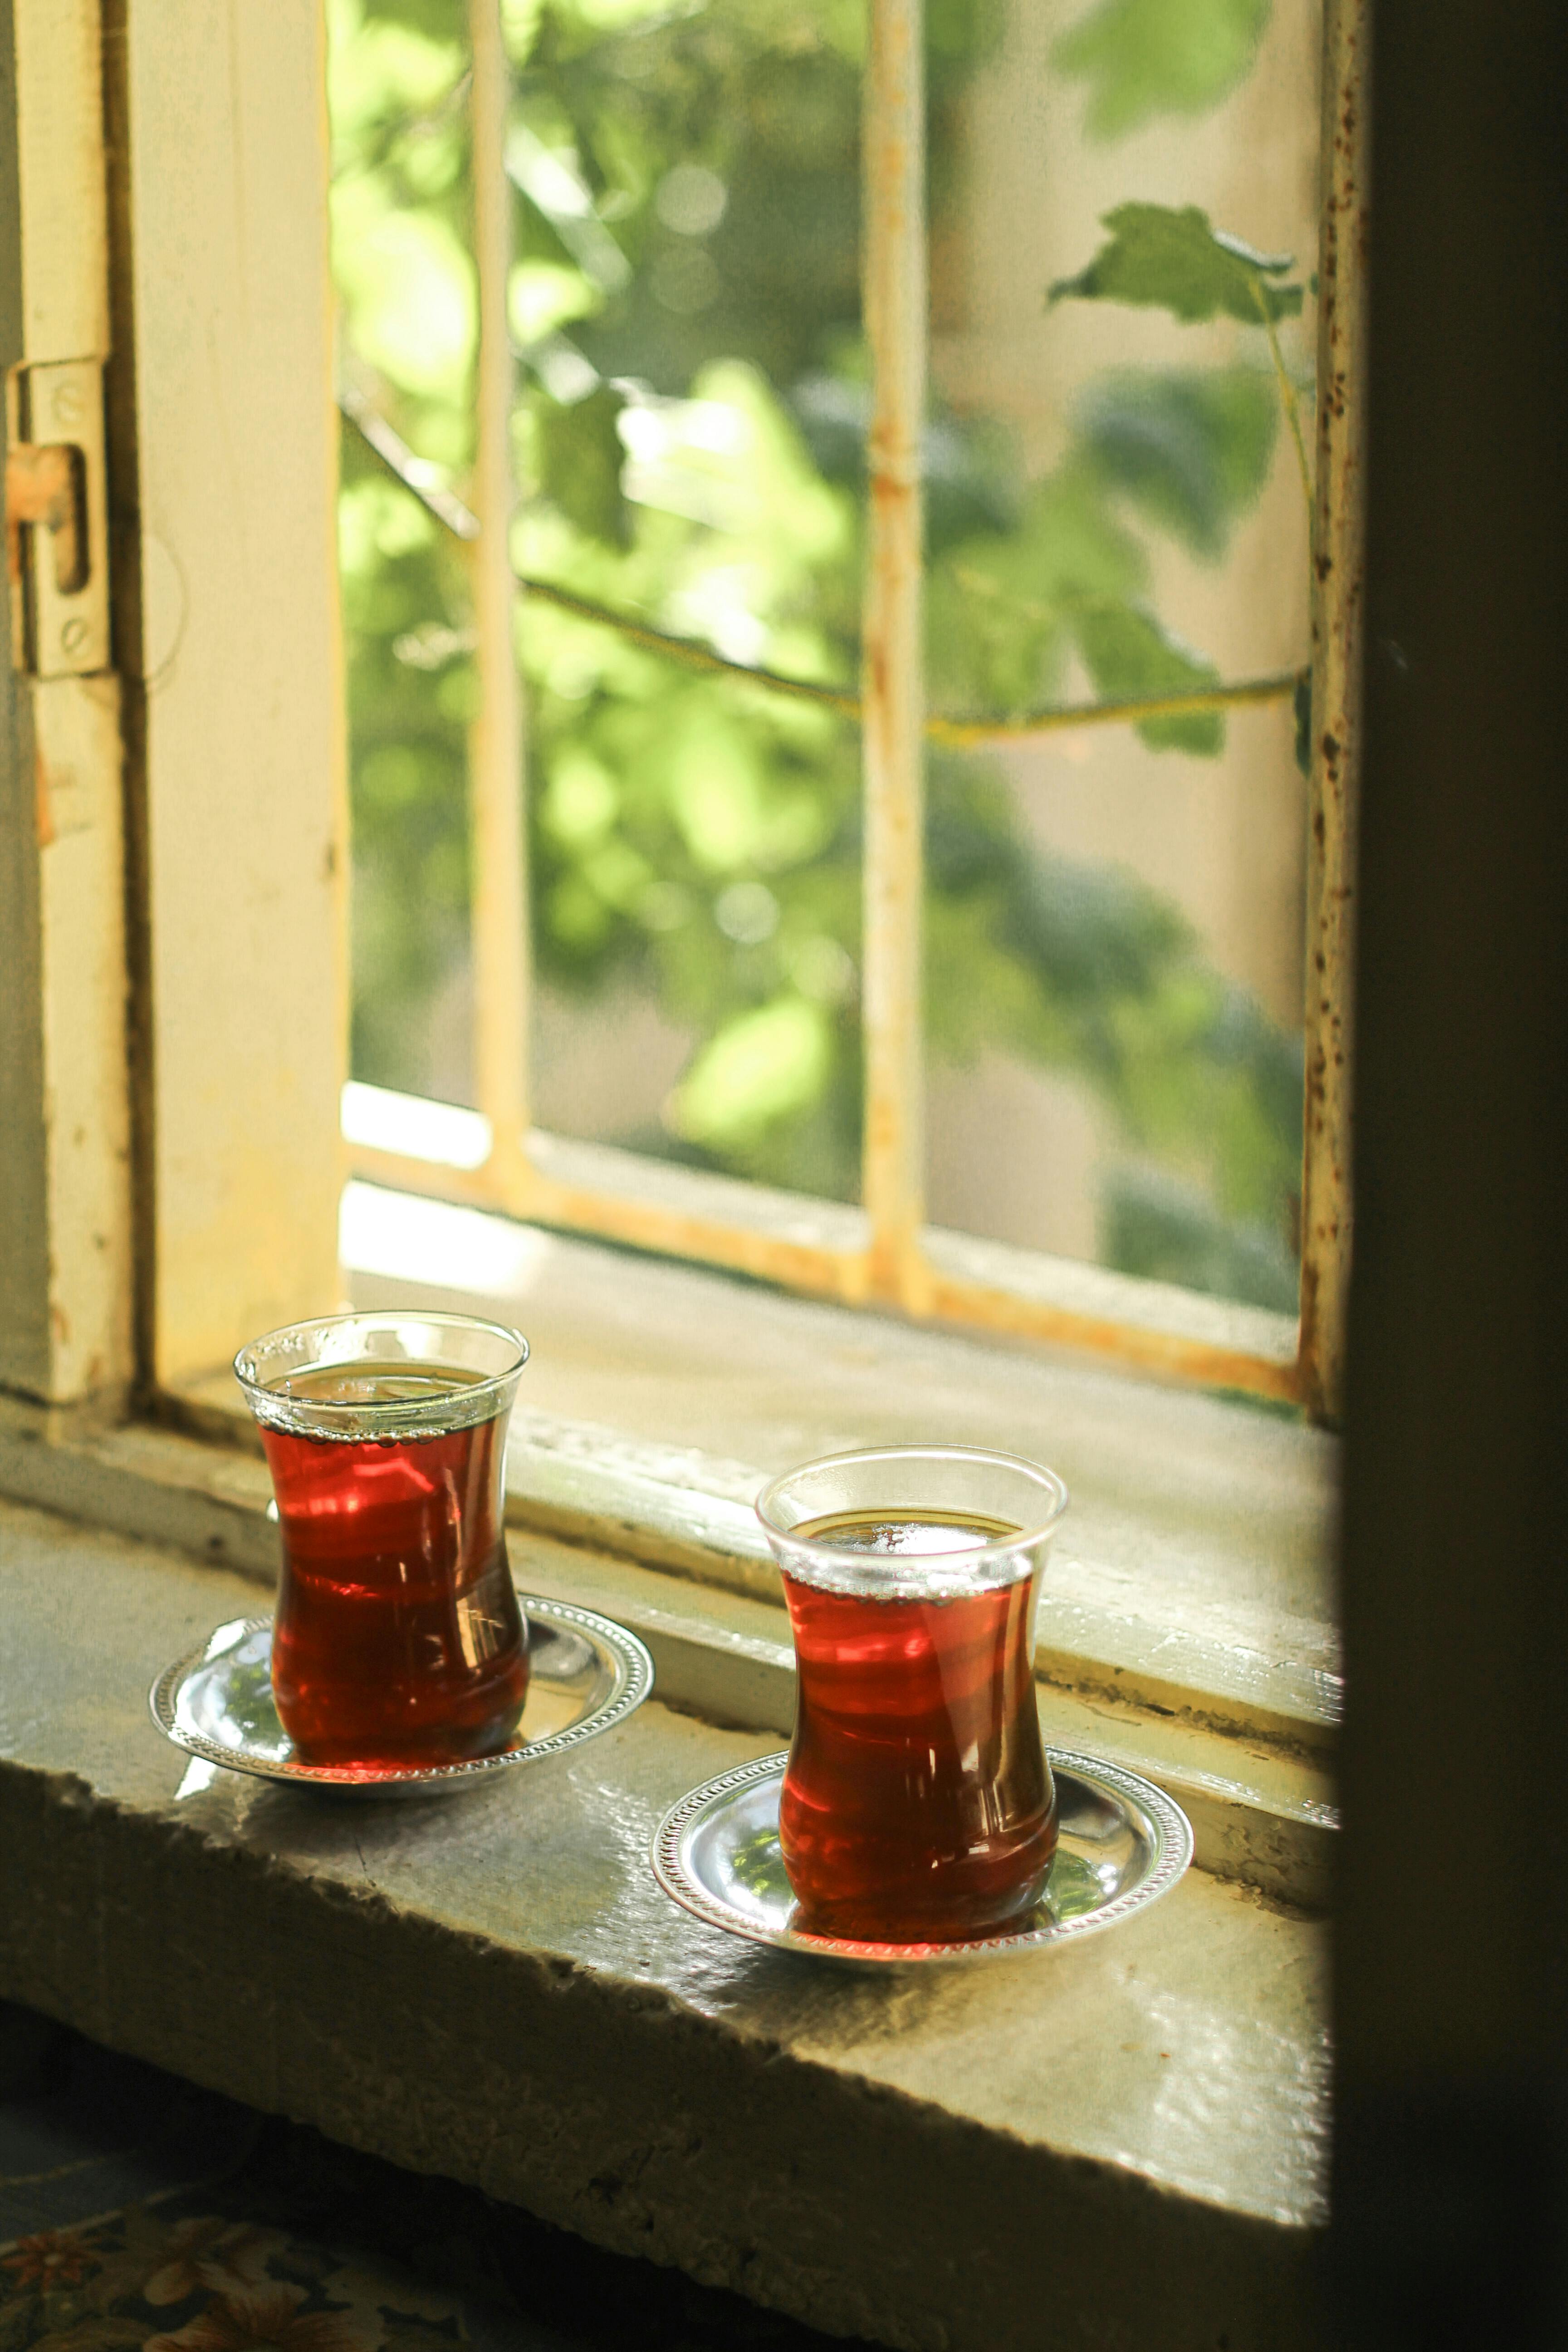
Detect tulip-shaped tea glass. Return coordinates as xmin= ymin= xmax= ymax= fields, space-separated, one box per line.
xmin=757 ymin=1444 xmax=1069 ymax=1943
xmin=235 ymin=1311 xmax=530 ymax=1769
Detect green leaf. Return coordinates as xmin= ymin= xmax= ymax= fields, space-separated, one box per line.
xmin=1080 ymin=366 xmax=1278 ymax=558
xmin=666 ymin=995 xmax=832 ymax=1150
xmin=1054 ymin=0 xmax=1271 ymax=140
xmin=924 ymin=454 xmax=1151 ymax=720
xmin=535 ymin=383 xmax=630 ymax=548
xmin=1049 ymin=202 xmax=1303 ymax=325
xmin=1072 ymin=600 xmax=1224 ymax=753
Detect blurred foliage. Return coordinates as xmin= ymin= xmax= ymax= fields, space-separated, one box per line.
xmin=1049 ymin=203 xmax=1305 ymax=325
xmin=1077 ymin=367 xmax=1278 ymax=560
xmin=1103 ymin=1161 xmax=1299 ymax=1308
xmin=1054 ymin=0 xmax=1271 ymax=140
xmin=330 ymin=0 xmax=1308 ymax=1312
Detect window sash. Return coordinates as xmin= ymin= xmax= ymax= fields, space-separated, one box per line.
xmin=0 ymin=0 xmax=1357 ymax=1429
xmin=342 ymin=0 xmax=1362 ymax=1417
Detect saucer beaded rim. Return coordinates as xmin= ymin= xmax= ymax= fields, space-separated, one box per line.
xmin=651 ymin=1746 xmax=1194 ymax=1965
xmin=148 ymin=1596 xmax=654 ymax=1790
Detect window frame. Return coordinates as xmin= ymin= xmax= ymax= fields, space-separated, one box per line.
xmin=336 ymin=0 xmax=1363 ymax=1421
xmin=0 ymin=0 xmax=348 ymax=1413
xmin=0 ymin=0 xmax=1360 ymax=1438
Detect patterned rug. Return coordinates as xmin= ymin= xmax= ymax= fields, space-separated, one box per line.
xmin=0 ymin=2011 xmax=858 ymax=2352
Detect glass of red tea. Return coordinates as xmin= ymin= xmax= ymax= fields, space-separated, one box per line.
xmin=234 ymin=1310 xmax=530 ymax=1771
xmin=756 ymin=1444 xmax=1068 ymax=1944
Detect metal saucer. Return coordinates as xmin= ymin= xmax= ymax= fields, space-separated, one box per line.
xmin=652 ymin=1748 xmax=1192 ymax=1965
xmin=149 ymin=1597 xmax=653 ymax=1795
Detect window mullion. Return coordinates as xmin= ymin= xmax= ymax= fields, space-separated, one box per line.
xmin=860 ymin=0 xmax=929 ymax=1314
xmin=468 ymin=0 xmax=531 ymax=1185
xmin=1299 ymin=0 xmax=1369 ymax=1426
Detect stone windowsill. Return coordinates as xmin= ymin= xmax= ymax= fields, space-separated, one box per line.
xmin=0 ymin=1210 xmax=1336 ymax=2347
xmin=0 ymin=1493 xmax=1326 ymax=2352
xmin=263 ymin=1188 xmax=1343 ymax=1902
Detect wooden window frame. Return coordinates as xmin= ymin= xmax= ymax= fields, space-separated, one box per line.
xmin=0 ymin=0 xmax=345 ymax=1413
xmin=0 ymin=0 xmax=1362 ymax=1431
xmin=343 ymin=0 xmax=1367 ymax=1422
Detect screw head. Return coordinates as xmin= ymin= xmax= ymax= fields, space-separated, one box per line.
xmin=50 ymin=382 xmax=84 ymax=426
xmin=61 ymin=616 xmax=89 ymax=656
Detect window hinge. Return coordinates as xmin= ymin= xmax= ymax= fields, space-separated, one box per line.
xmin=6 ymin=359 xmax=110 ymax=679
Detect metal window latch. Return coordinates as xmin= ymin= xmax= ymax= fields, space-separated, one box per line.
xmin=6 ymin=359 xmax=110 ymax=678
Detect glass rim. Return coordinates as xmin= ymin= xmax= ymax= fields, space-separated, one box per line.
xmin=234 ymin=1308 xmax=529 ymax=1441
xmin=755 ymin=1442 xmax=1069 ymax=1568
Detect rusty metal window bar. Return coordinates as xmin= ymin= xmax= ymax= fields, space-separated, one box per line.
xmin=344 ymin=0 xmax=1365 ymax=1424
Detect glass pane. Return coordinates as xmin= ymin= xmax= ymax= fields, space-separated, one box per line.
xmin=511 ymin=0 xmax=866 ymax=1202
xmin=921 ymin=0 xmax=1320 ymax=1313
xmin=331 ymin=2 xmax=483 ymax=1107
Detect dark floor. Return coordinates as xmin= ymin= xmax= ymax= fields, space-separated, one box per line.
xmin=0 ymin=2004 xmax=867 ymax=2352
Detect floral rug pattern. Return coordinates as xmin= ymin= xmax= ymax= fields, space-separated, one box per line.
xmin=0 ymin=2017 xmax=858 ymax=2352
xmin=0 ymin=2202 xmax=470 ymax=2352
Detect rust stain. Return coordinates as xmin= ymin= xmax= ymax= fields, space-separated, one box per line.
xmin=7 ymin=441 xmax=79 ymax=591
xmin=1296 ymin=0 xmax=1367 ymax=1428
xmin=347 ymin=1136 xmax=1301 ymax=1406
xmin=857 ymin=0 xmax=927 ymax=1307
xmin=34 ymin=750 xmax=55 ymax=848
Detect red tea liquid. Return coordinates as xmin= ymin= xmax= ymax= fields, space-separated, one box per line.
xmin=780 ymin=1509 xmax=1056 ymax=1942
xmin=260 ymin=1363 xmax=527 ymax=1769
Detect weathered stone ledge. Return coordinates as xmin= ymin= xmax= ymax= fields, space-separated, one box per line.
xmin=0 ymin=1402 xmax=1336 ymax=1909
xmin=0 ymin=1496 xmax=1327 ymax=2352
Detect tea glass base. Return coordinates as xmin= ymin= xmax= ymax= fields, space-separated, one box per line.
xmin=651 ymin=1750 xmax=1192 ymax=1965
xmin=149 ymin=1597 xmax=653 ymax=1795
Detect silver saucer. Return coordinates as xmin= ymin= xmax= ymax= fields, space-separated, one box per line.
xmin=149 ymin=1598 xmax=653 ymax=1794
xmin=652 ymin=1748 xmax=1192 ymax=1964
